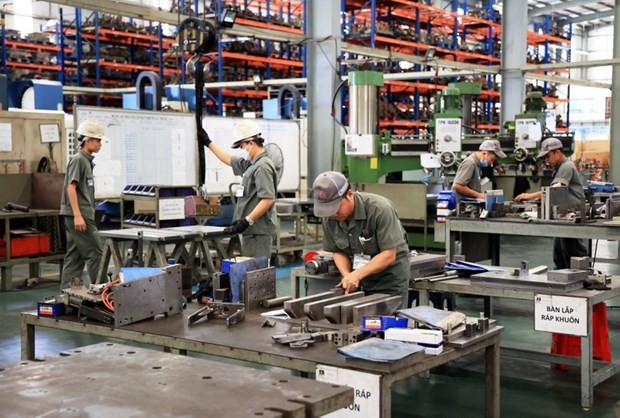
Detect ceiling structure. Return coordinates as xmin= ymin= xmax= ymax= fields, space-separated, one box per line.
xmin=525 ymin=0 xmax=615 ymax=28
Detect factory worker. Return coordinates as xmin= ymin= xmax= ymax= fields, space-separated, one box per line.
xmin=515 ymin=138 xmax=588 ymax=269
xmin=198 ymin=120 xmax=276 ymax=258
xmin=312 ymin=171 xmax=410 ymax=308
xmin=452 ymin=139 xmax=506 ymax=201
xmin=59 ymin=119 xmax=105 ymax=289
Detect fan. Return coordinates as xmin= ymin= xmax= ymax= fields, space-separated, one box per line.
xmin=265 ymin=143 xmax=284 ymax=186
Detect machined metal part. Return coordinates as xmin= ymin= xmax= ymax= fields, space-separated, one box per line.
xmin=283 ymin=289 xmax=345 ymax=318
xmin=470 ymin=270 xmax=585 ymax=291
xmin=351 ymin=295 xmax=404 ymax=324
xmin=113 ymin=265 xmax=184 ymax=327
xmin=541 ymin=186 xmax=569 ymax=220
xmin=547 ymin=268 xmax=589 ymax=283
xmin=478 ymin=317 xmax=489 ymax=333
xmin=78 ymin=303 xmax=114 ymax=324
xmin=529 ymin=265 xmax=548 ymax=275
xmin=520 ymin=261 xmax=529 ymax=277
xmin=214 ymin=288 xmax=229 ymax=301
xmin=188 ymin=302 xmax=245 ymax=327
xmin=464 ymin=322 xmax=477 ymax=338
xmin=570 ymin=256 xmax=591 ymax=270
xmin=244 ymin=267 xmax=276 ymax=311
xmin=323 ymin=294 xmax=390 ymax=324
xmin=261 ymin=296 xmax=292 ymax=308
xmin=304 ymin=292 xmax=365 ymax=321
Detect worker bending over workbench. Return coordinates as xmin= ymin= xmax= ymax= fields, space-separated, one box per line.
xmin=312 ymin=171 xmax=409 ymax=308
xmin=452 ymin=139 xmax=507 ymax=201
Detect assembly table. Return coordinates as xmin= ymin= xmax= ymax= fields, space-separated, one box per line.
xmin=414 ymin=275 xmax=620 ymax=409
xmin=0 ymin=209 xmax=64 ymax=291
xmin=445 ymin=217 xmax=620 ymax=265
xmin=3 ymin=342 xmax=353 ymax=417
xmin=21 ymin=305 xmax=502 ymax=418
xmin=96 ymin=226 xmax=227 ymax=283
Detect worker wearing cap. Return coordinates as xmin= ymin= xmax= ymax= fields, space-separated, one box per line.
xmin=452 ymin=139 xmax=507 ymax=201
xmin=59 ymin=119 xmax=105 ymax=289
xmin=312 ymin=171 xmax=410 ymax=308
xmin=515 ymin=137 xmax=588 ymax=268
xmin=198 ymin=120 xmax=276 ymax=257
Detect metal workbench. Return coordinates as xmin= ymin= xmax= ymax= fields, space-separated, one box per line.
xmin=21 ymin=305 xmax=502 ymax=418
xmin=414 ymin=276 xmax=620 ymax=409
xmin=0 ymin=209 xmax=64 ymax=291
xmin=445 ymin=217 xmax=620 ymax=265
xmin=96 ymin=226 xmax=227 ymax=283
xmin=3 ymin=342 xmax=353 ymax=418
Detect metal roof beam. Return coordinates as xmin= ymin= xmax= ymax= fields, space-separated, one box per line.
xmin=558 ymin=9 xmax=615 ymax=26
xmin=525 ymin=73 xmax=610 ymax=89
xmin=524 ymin=57 xmax=620 ymax=71
xmin=529 ymin=0 xmax=601 ymax=17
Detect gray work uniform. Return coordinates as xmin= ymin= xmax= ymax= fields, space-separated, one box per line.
xmin=321 ymin=192 xmax=410 ymax=308
xmin=551 ymin=157 xmax=588 ymax=268
xmin=59 ymin=149 xmax=103 ymax=288
xmin=231 ymin=152 xmax=277 ymax=258
xmin=452 ymin=153 xmax=482 ymax=201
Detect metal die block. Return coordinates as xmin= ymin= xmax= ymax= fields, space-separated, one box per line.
xmin=113 ymin=265 xmax=183 ymax=327
xmin=244 ymin=267 xmax=276 ymax=311
xmin=547 ymin=268 xmax=589 ymax=283
xmin=351 ymin=295 xmax=404 ymax=324
xmin=303 ymin=292 xmax=364 ymax=321
xmin=283 ymin=290 xmax=344 ymax=318
xmin=570 ymin=256 xmax=590 ymax=270
xmin=323 ymin=294 xmax=390 ymax=324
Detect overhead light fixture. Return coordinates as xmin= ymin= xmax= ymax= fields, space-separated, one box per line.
xmin=220 ymin=8 xmax=237 ymax=28
xmin=253 ymin=74 xmax=262 ymax=86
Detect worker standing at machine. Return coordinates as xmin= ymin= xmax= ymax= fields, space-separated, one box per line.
xmin=515 ymin=138 xmax=588 ymax=269
xmin=312 ymin=171 xmax=409 ymax=308
xmin=198 ymin=120 xmax=277 ymax=258
xmin=59 ymin=120 xmax=106 ymax=289
xmin=452 ymin=139 xmax=507 ymax=201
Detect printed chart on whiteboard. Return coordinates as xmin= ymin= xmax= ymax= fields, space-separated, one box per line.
xmin=202 ymin=116 xmax=300 ymax=194
xmin=75 ymin=106 xmax=197 ymax=198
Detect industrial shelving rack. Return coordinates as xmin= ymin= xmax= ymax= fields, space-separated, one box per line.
xmin=340 ymin=0 xmax=572 ymax=135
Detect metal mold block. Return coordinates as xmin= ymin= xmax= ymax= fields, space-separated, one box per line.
xmin=113 ymin=265 xmax=184 ymax=327
xmin=304 ymin=292 xmax=365 ymax=320
xmin=0 ymin=343 xmax=353 ymax=417
xmin=283 ymin=289 xmax=344 ymax=318
xmin=547 ymin=268 xmax=589 ymax=283
xmin=351 ymin=295 xmax=403 ymax=324
xmin=244 ymin=267 xmax=276 ymax=311
xmin=323 ymin=293 xmax=390 ymax=324
xmin=470 ymin=270 xmax=585 ymax=291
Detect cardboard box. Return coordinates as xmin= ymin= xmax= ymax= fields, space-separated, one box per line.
xmin=0 ymin=229 xmax=50 ymax=258
xmin=184 ymin=195 xmax=221 ymax=217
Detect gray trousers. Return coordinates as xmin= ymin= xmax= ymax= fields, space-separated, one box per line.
xmin=61 ymin=216 xmax=103 ymax=289
xmin=240 ymin=234 xmax=273 ymax=258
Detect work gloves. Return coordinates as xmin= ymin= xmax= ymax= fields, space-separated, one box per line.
xmin=224 ymin=218 xmax=250 ymax=234
xmin=197 ymin=127 xmax=212 ymax=147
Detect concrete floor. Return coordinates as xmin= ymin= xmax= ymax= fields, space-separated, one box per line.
xmin=1 ymin=236 xmax=619 ymax=417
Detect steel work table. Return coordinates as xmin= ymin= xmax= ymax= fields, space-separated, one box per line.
xmin=414 ymin=276 xmax=620 ymax=409
xmin=0 ymin=209 xmax=64 ymax=291
xmin=96 ymin=226 xmax=227 ymax=283
xmin=21 ymin=305 xmax=502 ymax=418
xmin=3 ymin=342 xmax=353 ymax=417
xmin=445 ymin=217 xmax=620 ymax=265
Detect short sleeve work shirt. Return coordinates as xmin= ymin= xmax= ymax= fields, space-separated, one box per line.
xmin=452 ymin=153 xmax=481 ymax=200
xmin=59 ymin=149 xmax=96 ymax=220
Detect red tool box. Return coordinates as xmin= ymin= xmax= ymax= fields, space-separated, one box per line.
xmin=0 ymin=229 xmax=50 ymax=258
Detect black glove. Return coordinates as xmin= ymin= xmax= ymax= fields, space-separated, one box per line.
xmin=224 ymin=218 xmax=250 ymax=234
xmin=197 ymin=127 xmax=212 ymax=148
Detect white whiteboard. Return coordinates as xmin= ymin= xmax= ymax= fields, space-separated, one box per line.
xmin=202 ymin=116 xmax=300 ymax=194
xmin=75 ymin=106 xmax=198 ymax=199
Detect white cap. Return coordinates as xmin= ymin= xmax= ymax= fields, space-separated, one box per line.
xmin=232 ymin=119 xmax=262 ymax=148
xmin=76 ymin=119 xmax=106 ymax=141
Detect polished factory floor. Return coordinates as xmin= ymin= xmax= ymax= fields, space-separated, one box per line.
xmin=1 ymin=236 xmax=619 ymax=417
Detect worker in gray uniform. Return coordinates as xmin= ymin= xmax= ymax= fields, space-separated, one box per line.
xmin=515 ymin=137 xmax=588 ymax=268
xmin=452 ymin=139 xmax=506 ymax=201
xmin=59 ymin=119 xmax=105 ymax=289
xmin=199 ymin=120 xmax=276 ymax=258
xmin=312 ymin=171 xmax=410 ymax=308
